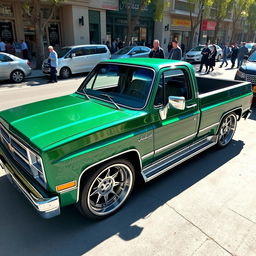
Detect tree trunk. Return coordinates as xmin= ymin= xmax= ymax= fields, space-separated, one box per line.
xmin=213 ymin=22 xmax=220 ymax=43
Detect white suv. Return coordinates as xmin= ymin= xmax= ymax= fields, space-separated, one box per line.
xmin=42 ymin=45 xmax=111 ymax=79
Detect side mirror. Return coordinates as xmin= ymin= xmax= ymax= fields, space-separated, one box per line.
xmin=71 ymin=53 xmax=76 ymax=58
xmin=168 ymin=96 xmax=186 ymax=110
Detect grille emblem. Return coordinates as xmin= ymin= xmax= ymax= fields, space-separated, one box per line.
xmin=8 ymin=143 xmax=14 ymax=153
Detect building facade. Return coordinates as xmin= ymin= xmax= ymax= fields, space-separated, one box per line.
xmin=0 ymin=0 xmax=118 ymax=58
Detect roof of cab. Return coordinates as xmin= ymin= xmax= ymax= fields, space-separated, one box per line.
xmin=103 ymin=58 xmax=190 ymax=71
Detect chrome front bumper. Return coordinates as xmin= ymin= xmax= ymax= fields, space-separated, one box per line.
xmin=0 ymin=154 xmax=60 ymax=219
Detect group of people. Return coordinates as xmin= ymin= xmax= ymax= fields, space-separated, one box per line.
xmin=0 ymin=38 xmax=30 ymax=60
xmin=199 ymin=42 xmax=252 ymax=74
xmin=148 ymin=39 xmax=183 ymax=60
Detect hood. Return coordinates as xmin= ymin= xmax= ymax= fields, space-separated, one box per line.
xmin=240 ymin=62 xmax=256 ymax=75
xmin=0 ymin=94 xmax=144 ymax=150
xmin=186 ymin=51 xmax=201 ymax=56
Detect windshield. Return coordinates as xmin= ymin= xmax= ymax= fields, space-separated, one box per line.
xmin=57 ymin=47 xmax=71 ymax=58
xmin=113 ymin=47 xmax=133 ymax=55
xmin=77 ymin=64 xmax=154 ymax=109
xmin=248 ymin=51 xmax=256 ymax=62
xmin=191 ymin=46 xmax=204 ymax=51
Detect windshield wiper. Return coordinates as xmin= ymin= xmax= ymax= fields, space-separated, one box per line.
xmin=82 ymin=87 xmax=90 ymax=100
xmin=101 ymin=94 xmax=120 ymax=110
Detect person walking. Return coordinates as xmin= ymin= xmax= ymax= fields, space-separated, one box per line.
xmin=237 ymin=42 xmax=249 ymax=68
xmin=220 ymin=43 xmax=230 ymax=68
xmin=207 ymin=44 xmax=217 ymax=73
xmin=168 ymin=40 xmax=182 ymax=60
xmin=47 ymin=46 xmax=58 ymax=83
xmin=0 ymin=38 xmax=6 ymax=52
xmin=167 ymin=41 xmax=173 ymax=53
xmin=149 ymin=39 xmax=165 ymax=58
xmin=20 ymin=40 xmax=29 ymax=59
xmin=197 ymin=43 xmax=211 ymax=73
xmin=230 ymin=43 xmax=239 ymax=68
xmin=181 ymin=42 xmax=185 ymax=57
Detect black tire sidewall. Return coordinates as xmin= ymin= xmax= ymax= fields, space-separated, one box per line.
xmin=11 ymin=70 xmax=24 ymax=83
xmin=78 ymin=158 xmax=135 ymax=219
xmin=60 ymin=67 xmax=71 ymax=79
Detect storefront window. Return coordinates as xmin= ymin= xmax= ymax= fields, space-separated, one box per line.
xmin=89 ymin=10 xmax=101 ymax=44
xmin=48 ymin=23 xmax=60 ymax=46
xmin=175 ymin=0 xmax=195 ymax=12
xmin=0 ymin=5 xmax=14 ymax=17
xmin=0 ymin=22 xmax=14 ymax=42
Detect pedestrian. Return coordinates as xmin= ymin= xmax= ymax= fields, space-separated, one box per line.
xmin=207 ymin=44 xmax=217 ymax=73
xmin=111 ymin=39 xmax=118 ymax=53
xmin=105 ymin=41 xmax=110 ymax=50
xmin=13 ymin=40 xmax=21 ymax=57
xmin=181 ymin=42 xmax=185 ymax=56
xmin=167 ymin=41 xmax=173 ymax=53
xmin=0 ymin=38 xmax=6 ymax=52
xmin=149 ymin=39 xmax=165 ymax=58
xmin=230 ymin=43 xmax=239 ymax=68
xmin=197 ymin=43 xmax=211 ymax=73
xmin=237 ymin=42 xmax=249 ymax=68
xmin=117 ymin=39 xmax=123 ymax=50
xmin=168 ymin=40 xmax=182 ymax=60
xmin=5 ymin=41 xmax=15 ymax=55
xmin=47 ymin=45 xmax=58 ymax=83
xmin=220 ymin=43 xmax=230 ymax=68
xmin=20 ymin=39 xmax=29 ymax=59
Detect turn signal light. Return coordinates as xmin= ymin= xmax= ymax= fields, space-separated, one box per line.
xmin=56 ymin=181 xmax=76 ymax=192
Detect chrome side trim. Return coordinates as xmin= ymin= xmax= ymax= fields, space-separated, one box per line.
xmin=198 ymin=122 xmax=220 ymax=134
xmin=199 ymin=81 xmax=251 ymax=98
xmin=141 ymin=151 xmax=154 ymax=160
xmin=76 ymin=149 xmax=142 ymax=202
xmin=142 ymin=136 xmax=218 ymax=182
xmin=154 ymin=133 xmax=197 ymax=154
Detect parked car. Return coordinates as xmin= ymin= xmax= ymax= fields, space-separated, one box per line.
xmin=235 ymin=50 xmax=256 ymax=97
xmin=42 ymin=45 xmax=111 ymax=79
xmin=111 ymin=46 xmax=151 ymax=59
xmin=0 ymin=58 xmax=252 ymax=219
xmin=245 ymin=43 xmax=255 ymax=52
xmin=185 ymin=45 xmax=223 ymax=63
xmin=0 ymin=52 xmax=31 ymax=83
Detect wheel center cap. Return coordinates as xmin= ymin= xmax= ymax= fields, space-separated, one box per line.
xmin=99 ymin=178 xmax=114 ymax=193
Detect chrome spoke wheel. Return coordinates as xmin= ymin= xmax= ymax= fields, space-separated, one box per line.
xmin=12 ymin=71 xmax=24 ymax=83
xmin=218 ymin=113 xmax=237 ymax=147
xmin=87 ymin=163 xmax=133 ymax=216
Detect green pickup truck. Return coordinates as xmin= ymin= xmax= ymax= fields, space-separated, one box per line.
xmin=0 ymin=59 xmax=252 ymax=219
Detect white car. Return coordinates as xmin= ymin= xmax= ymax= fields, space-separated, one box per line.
xmin=0 ymin=52 xmax=31 ymax=83
xmin=42 ymin=45 xmax=111 ymax=79
xmin=185 ymin=45 xmax=223 ymax=63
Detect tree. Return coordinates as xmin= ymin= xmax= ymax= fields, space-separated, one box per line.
xmin=246 ymin=1 xmax=256 ymax=42
xmin=211 ymin=0 xmax=233 ymax=42
xmin=186 ymin=0 xmax=213 ymax=49
xmin=22 ymin=0 xmax=62 ymax=68
xmin=229 ymin=0 xmax=254 ymax=43
xmin=123 ymin=0 xmax=169 ymax=45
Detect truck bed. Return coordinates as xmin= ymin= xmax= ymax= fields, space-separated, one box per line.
xmin=196 ymin=77 xmax=244 ymax=95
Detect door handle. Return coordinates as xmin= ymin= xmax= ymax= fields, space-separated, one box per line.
xmin=186 ymin=104 xmax=197 ymax=109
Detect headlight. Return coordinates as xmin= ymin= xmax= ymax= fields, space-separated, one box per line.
xmin=28 ymin=150 xmax=47 ymax=187
xmin=237 ymin=70 xmax=246 ymax=79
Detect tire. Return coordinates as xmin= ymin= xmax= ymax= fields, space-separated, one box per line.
xmin=60 ymin=67 xmax=71 ymax=79
xmin=11 ymin=70 xmax=24 ymax=83
xmin=216 ymin=113 xmax=237 ymax=148
xmin=78 ymin=158 xmax=135 ymax=219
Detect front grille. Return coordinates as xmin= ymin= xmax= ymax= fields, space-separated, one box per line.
xmin=246 ymin=74 xmax=256 ymax=84
xmin=0 ymin=124 xmax=33 ymax=176
xmin=187 ymin=55 xmax=194 ymax=58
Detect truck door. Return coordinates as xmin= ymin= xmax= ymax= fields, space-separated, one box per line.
xmin=153 ymin=67 xmax=200 ymax=160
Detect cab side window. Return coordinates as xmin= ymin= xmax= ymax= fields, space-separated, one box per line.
xmin=154 ymin=69 xmax=192 ymax=106
xmin=0 ymin=54 xmax=12 ymax=62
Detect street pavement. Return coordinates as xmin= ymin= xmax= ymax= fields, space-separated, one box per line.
xmin=0 ymin=61 xmax=255 ymax=256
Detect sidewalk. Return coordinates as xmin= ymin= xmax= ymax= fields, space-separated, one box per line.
xmin=28 ymin=69 xmax=45 ymax=79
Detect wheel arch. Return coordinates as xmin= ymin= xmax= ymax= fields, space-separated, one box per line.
xmin=76 ymin=149 xmax=142 ymax=203
xmin=216 ymin=107 xmax=241 ymax=134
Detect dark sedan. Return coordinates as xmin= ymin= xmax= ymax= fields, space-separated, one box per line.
xmin=235 ymin=51 xmax=256 ymax=96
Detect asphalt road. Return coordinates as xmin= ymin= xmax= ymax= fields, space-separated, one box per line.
xmin=0 ymin=62 xmax=256 ymax=256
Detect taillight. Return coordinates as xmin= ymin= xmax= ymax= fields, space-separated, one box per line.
xmin=27 ymin=60 xmax=31 ymax=66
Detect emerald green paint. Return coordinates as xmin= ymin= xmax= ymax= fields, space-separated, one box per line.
xmin=0 ymin=59 xmax=252 ymax=213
